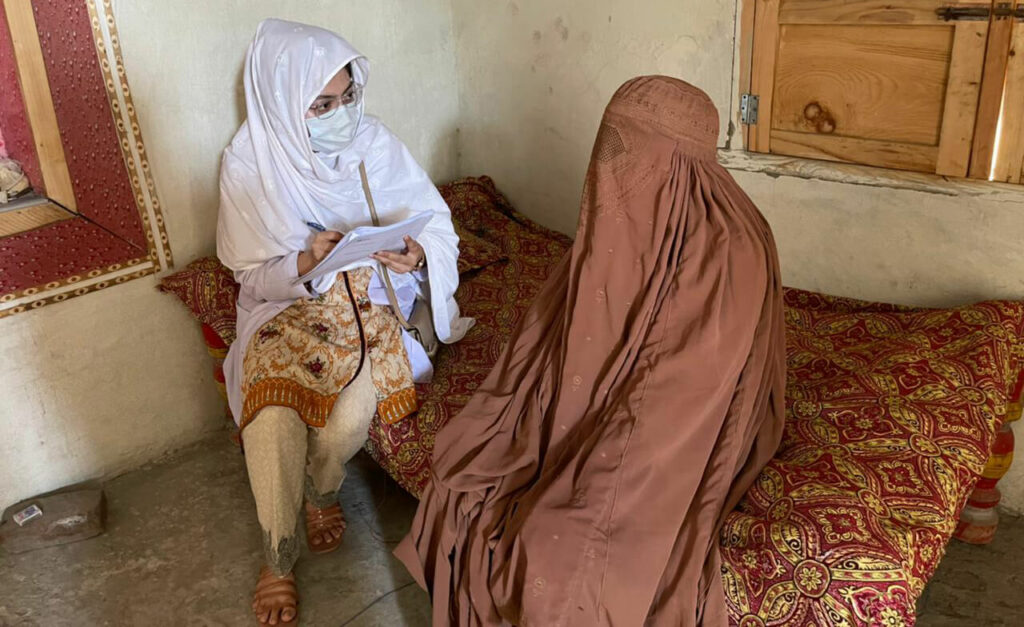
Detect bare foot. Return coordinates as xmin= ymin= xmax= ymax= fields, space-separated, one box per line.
xmin=252 ymin=565 xmax=297 ymax=625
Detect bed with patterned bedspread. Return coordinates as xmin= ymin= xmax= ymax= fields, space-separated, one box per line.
xmin=159 ymin=176 xmax=1024 ymax=626
xmin=721 ymin=291 xmax=1023 ymax=625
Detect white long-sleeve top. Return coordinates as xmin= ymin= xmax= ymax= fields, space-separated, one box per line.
xmin=216 ymin=20 xmax=472 ymax=423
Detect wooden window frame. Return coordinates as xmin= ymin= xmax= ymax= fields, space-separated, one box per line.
xmin=736 ymin=0 xmax=1024 ymax=183
xmin=1 ymin=0 xmax=75 ymax=235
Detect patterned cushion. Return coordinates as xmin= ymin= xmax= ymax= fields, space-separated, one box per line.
xmin=720 ymin=290 xmax=1024 ymax=626
xmin=158 ymin=257 xmax=239 ymax=346
xmin=455 ymin=224 xmax=506 ymax=275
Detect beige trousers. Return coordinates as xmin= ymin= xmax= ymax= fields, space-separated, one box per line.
xmin=243 ymin=363 xmax=377 ymax=575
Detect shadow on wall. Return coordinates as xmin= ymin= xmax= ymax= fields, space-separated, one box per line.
xmin=431 ymin=125 xmax=460 ymax=187
xmin=459 ymin=120 xmax=591 ymax=237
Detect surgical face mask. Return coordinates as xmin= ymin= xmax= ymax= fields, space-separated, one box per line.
xmin=305 ymin=101 xmax=363 ymax=155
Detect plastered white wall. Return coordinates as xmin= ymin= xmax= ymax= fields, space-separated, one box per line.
xmin=450 ymin=0 xmax=737 ymax=235
xmin=731 ymin=171 xmax=1024 ymax=307
xmin=0 ymin=282 xmax=221 ymax=512
xmin=0 ymin=0 xmax=461 ymax=511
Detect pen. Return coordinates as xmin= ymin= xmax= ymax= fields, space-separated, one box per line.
xmin=306 ymin=221 xmax=327 ymax=232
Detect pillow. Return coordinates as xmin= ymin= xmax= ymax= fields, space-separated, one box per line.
xmin=455 ymin=225 xmax=505 ymax=275
xmin=158 ymin=257 xmax=239 ymax=346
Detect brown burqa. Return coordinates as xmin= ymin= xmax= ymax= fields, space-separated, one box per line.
xmin=396 ymin=77 xmax=786 ymax=626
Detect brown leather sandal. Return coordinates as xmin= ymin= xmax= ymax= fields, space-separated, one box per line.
xmin=305 ymin=501 xmax=346 ymax=554
xmin=252 ymin=566 xmax=298 ymax=625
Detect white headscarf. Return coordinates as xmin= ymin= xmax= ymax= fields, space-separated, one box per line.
xmin=217 ymin=18 xmax=470 ymax=343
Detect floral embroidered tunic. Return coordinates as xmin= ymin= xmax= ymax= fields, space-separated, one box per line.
xmin=241 ymin=267 xmax=417 ymax=431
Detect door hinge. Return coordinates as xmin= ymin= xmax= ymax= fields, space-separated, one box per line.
xmin=741 ymin=94 xmax=759 ymax=125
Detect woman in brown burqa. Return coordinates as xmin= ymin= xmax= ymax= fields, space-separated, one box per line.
xmin=396 ymin=77 xmax=786 ymax=626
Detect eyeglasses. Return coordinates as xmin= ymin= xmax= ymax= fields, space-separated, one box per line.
xmin=308 ymin=82 xmax=364 ymax=119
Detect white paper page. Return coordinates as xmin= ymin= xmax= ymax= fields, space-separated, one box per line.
xmin=294 ymin=211 xmax=433 ymax=285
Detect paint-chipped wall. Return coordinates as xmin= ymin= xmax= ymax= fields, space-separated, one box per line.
xmin=450 ymin=0 xmax=737 ymax=235
xmin=0 ymin=0 xmax=461 ymax=511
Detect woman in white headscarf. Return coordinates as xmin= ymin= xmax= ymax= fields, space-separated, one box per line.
xmin=217 ymin=18 xmax=471 ymax=625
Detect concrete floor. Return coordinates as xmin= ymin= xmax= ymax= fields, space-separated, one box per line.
xmin=0 ymin=433 xmax=1020 ymax=626
xmin=0 ymin=434 xmax=430 ymax=626
xmin=916 ymin=513 xmax=1024 ymax=625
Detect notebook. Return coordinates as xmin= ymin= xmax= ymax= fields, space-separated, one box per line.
xmin=294 ymin=211 xmax=432 ymax=285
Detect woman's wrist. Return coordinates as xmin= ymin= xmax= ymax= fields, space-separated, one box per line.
xmin=297 ymin=250 xmax=316 ymax=276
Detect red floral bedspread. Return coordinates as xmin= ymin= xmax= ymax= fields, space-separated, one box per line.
xmin=159 ymin=177 xmax=1024 ymax=626
xmin=721 ymin=291 xmax=1024 ymax=626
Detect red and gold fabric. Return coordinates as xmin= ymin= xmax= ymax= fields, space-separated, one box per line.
xmin=158 ymin=256 xmax=240 ymax=346
xmin=719 ymin=290 xmax=1024 ymax=626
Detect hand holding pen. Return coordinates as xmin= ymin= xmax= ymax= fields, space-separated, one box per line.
xmin=298 ymin=221 xmax=343 ymax=276
xmin=300 ymin=220 xmax=426 ymax=276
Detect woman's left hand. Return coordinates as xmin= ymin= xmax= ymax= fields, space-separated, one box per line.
xmin=372 ymin=236 xmax=426 ymax=274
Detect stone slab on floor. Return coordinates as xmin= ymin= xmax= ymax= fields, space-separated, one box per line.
xmin=1 ymin=489 xmax=105 ymax=555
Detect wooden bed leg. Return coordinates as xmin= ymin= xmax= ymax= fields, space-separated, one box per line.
xmin=955 ymin=371 xmax=1024 ymax=544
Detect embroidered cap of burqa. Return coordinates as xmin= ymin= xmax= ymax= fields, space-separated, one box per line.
xmin=397 ymin=76 xmax=786 ymax=626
